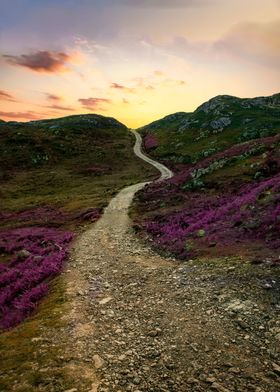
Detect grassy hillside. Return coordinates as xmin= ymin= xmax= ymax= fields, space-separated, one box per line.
xmin=0 ymin=114 xmax=156 ymax=215
xmin=139 ymin=93 xmax=280 ymax=164
xmin=133 ymin=93 xmax=280 ymax=263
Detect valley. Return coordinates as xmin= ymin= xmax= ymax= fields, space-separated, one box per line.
xmin=0 ymin=93 xmax=280 ymax=392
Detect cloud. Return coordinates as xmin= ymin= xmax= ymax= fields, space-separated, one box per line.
xmin=145 ymin=85 xmax=155 ymax=90
xmin=3 ymin=50 xmax=71 ymax=73
xmin=45 ymin=104 xmax=74 ymax=112
xmin=45 ymin=93 xmax=62 ymax=101
xmin=110 ymin=82 xmax=135 ymax=93
xmin=214 ymin=20 xmax=280 ymax=69
xmin=110 ymin=82 xmax=126 ymax=90
xmin=0 ymin=90 xmax=17 ymax=102
xmin=107 ymin=0 xmax=210 ymax=8
xmin=0 ymin=111 xmax=41 ymax=120
xmin=78 ymin=97 xmax=111 ymax=110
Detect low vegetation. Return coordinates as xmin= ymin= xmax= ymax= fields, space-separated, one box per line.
xmin=133 ymin=93 xmax=280 ymax=263
xmin=0 ymin=114 xmax=157 ymax=390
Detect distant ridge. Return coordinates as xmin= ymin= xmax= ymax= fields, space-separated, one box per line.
xmin=139 ymin=92 xmax=280 ymax=163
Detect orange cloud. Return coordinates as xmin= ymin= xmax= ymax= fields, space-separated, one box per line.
xmin=45 ymin=93 xmax=62 ymax=101
xmin=154 ymin=70 xmax=165 ymax=76
xmin=110 ymin=83 xmax=135 ymax=93
xmin=3 ymin=50 xmax=71 ymax=73
xmin=45 ymin=104 xmax=74 ymax=112
xmin=78 ymin=97 xmax=111 ymax=110
xmin=0 ymin=111 xmax=41 ymax=121
xmin=215 ymin=20 xmax=280 ymax=68
xmin=0 ymin=90 xmax=17 ymax=102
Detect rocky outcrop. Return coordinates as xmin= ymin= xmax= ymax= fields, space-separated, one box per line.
xmin=210 ymin=116 xmax=231 ymax=130
xmin=195 ymin=95 xmax=237 ymax=114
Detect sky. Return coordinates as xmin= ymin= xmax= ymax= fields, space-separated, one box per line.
xmin=0 ymin=0 xmax=279 ymax=127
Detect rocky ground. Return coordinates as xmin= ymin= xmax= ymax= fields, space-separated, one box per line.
xmin=42 ymin=179 xmax=280 ymax=392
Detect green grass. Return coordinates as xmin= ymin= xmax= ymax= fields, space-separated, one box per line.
xmin=0 ymin=277 xmax=95 ymax=392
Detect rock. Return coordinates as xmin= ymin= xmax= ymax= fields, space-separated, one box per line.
xmin=262 ymin=283 xmax=273 ymax=290
xmin=148 ymin=328 xmax=161 ymax=337
xmin=132 ymin=377 xmax=141 ymax=385
xmin=63 ymin=389 xmax=78 ymax=392
xmin=17 ymin=249 xmax=31 ymax=259
xmin=236 ymin=319 xmax=249 ymax=330
xmin=272 ymin=362 xmax=280 ymax=376
xmin=197 ymin=229 xmax=206 ymax=238
xmin=210 ymin=117 xmax=231 ymax=130
xmin=225 ymin=299 xmax=246 ymax=313
xmin=93 ymin=354 xmax=105 ymax=369
xmin=99 ymin=297 xmax=113 ymax=305
xmin=228 ymin=367 xmax=240 ymax=374
xmin=206 ymin=377 xmax=216 ymax=383
xmin=275 ymin=333 xmax=280 ymax=341
xmin=187 ymin=377 xmax=200 ymax=385
xmin=211 ymin=382 xmax=230 ymax=392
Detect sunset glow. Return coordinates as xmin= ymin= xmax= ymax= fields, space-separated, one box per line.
xmin=1 ymin=0 xmax=279 ymax=127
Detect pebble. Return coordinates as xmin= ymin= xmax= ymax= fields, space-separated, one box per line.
xmin=63 ymin=389 xmax=78 ymax=392
xmin=93 ymin=354 xmax=105 ymax=369
xmin=99 ymin=297 xmax=113 ymax=305
xmin=211 ymin=382 xmax=230 ymax=392
xmin=272 ymin=362 xmax=280 ymax=376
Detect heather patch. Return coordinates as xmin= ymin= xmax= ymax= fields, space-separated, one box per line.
xmin=142 ymin=174 xmax=280 ymax=259
xmin=144 ymin=134 xmax=158 ymax=151
xmin=0 ymin=206 xmax=70 ymax=226
xmin=0 ymin=205 xmax=102 ymax=229
xmin=134 ymin=136 xmax=280 ymax=262
xmin=0 ymin=227 xmax=74 ymax=330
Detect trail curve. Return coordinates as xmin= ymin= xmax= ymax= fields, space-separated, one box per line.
xmin=132 ymin=130 xmax=173 ymax=181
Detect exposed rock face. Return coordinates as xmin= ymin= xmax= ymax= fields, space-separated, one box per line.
xmin=241 ymin=93 xmax=280 ymax=108
xmin=195 ymin=95 xmax=237 ymax=114
xmin=210 ymin=117 xmax=231 ymax=130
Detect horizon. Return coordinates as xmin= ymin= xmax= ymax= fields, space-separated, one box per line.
xmin=1 ymin=0 xmax=280 ymax=127
xmin=1 ymin=90 xmax=280 ymax=129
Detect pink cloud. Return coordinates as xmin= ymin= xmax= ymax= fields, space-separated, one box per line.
xmin=0 ymin=111 xmax=41 ymax=121
xmin=45 ymin=93 xmax=62 ymax=101
xmin=214 ymin=20 xmax=280 ymax=69
xmin=78 ymin=97 xmax=111 ymax=110
xmin=45 ymin=104 xmax=74 ymax=112
xmin=0 ymin=90 xmax=17 ymax=102
xmin=3 ymin=50 xmax=71 ymax=73
xmin=110 ymin=83 xmax=135 ymax=93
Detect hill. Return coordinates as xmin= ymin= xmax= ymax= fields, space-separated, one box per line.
xmin=133 ymin=93 xmax=280 ymax=263
xmin=0 ymin=114 xmax=156 ymax=215
xmin=0 ymin=114 xmax=127 ymax=173
xmin=139 ymin=93 xmax=280 ymax=164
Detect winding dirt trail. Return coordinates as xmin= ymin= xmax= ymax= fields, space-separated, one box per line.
xmin=132 ymin=131 xmax=173 ymax=181
xmin=63 ymin=131 xmax=280 ymax=392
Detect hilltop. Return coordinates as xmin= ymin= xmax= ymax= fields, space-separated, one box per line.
xmin=0 ymin=114 xmax=127 ymax=174
xmin=0 ymin=113 xmax=157 ymax=214
xmin=139 ymin=93 xmax=280 ymax=164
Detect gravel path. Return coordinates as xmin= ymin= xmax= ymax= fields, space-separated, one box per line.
xmin=62 ymin=131 xmax=280 ymax=392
